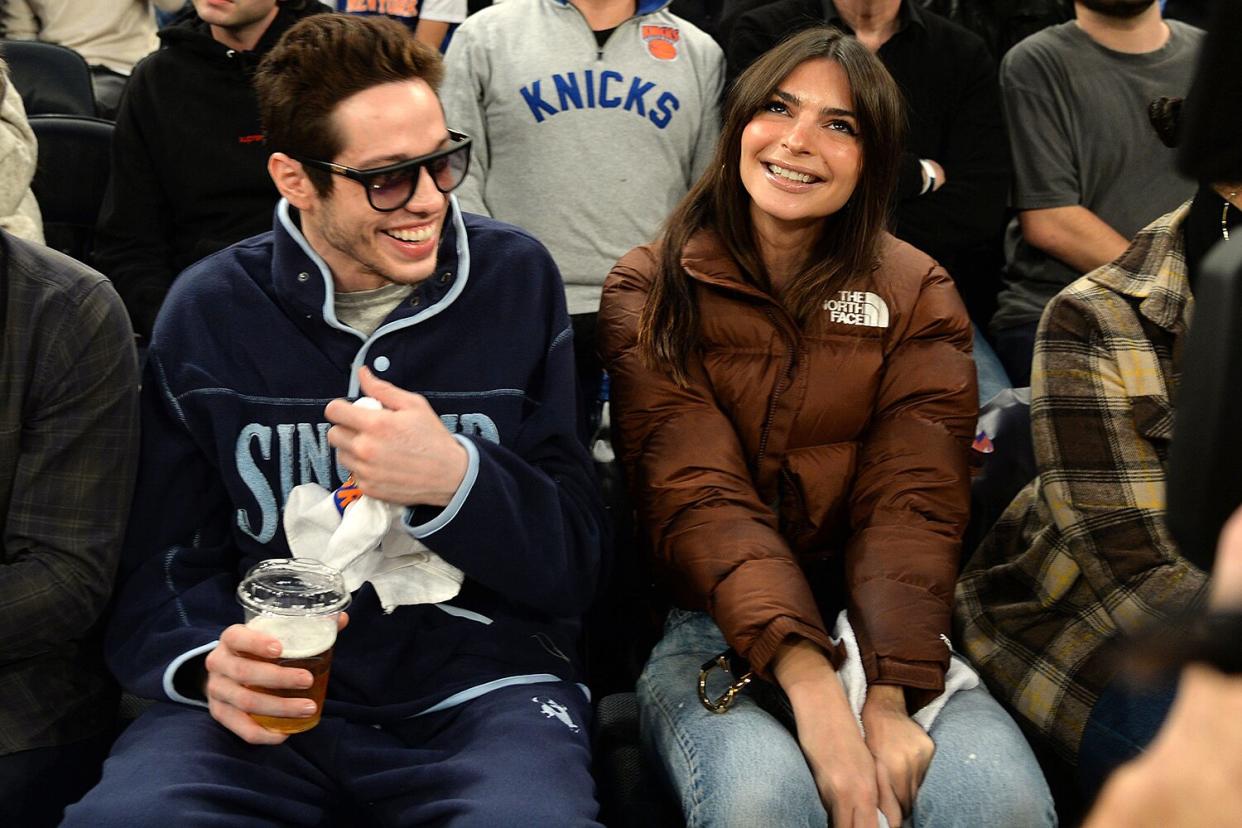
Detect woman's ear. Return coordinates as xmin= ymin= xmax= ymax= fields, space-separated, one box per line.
xmin=268 ymin=152 xmax=318 ymax=211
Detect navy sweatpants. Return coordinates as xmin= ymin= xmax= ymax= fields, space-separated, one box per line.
xmin=63 ymin=682 xmax=600 ymax=827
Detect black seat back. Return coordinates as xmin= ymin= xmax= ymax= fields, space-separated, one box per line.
xmin=29 ymin=115 xmax=114 ymax=267
xmin=3 ymin=40 xmax=96 ymax=117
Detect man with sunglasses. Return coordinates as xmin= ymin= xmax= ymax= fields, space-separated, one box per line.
xmin=66 ymin=15 xmax=606 ymax=826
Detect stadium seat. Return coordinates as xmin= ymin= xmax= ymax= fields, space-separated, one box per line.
xmin=28 ymin=115 xmax=114 ymax=268
xmin=3 ymin=40 xmax=96 ymax=117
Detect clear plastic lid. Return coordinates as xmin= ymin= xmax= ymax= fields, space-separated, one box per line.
xmin=236 ymin=558 xmax=350 ymax=617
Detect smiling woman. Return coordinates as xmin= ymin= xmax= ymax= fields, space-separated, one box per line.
xmin=599 ymin=25 xmax=1056 ymax=828
xmin=739 ymin=58 xmax=863 ymax=284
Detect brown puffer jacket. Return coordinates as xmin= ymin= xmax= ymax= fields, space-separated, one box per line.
xmin=599 ymin=229 xmax=977 ymax=700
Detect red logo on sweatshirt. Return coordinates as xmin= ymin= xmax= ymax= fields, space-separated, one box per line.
xmin=238 ymin=134 xmax=265 ymax=144
xmin=642 ymin=25 xmax=680 ymax=61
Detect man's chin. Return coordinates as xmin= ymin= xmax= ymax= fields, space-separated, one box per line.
xmin=376 ymin=257 xmax=439 ymax=288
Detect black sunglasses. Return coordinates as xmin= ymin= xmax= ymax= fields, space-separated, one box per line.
xmin=294 ymin=130 xmax=472 ymax=212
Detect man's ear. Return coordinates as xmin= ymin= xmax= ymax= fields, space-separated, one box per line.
xmin=268 ymin=152 xmax=319 ymax=211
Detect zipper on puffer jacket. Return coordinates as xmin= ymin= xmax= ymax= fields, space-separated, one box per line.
xmin=756 ymin=307 xmax=798 ymax=474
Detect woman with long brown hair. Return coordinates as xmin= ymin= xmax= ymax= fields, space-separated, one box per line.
xmin=599 ymin=26 xmax=1053 ymax=827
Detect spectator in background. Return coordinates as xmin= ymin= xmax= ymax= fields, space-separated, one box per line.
xmin=956 ymin=90 xmax=1239 ymax=792
xmin=334 ymin=0 xmax=468 ymax=50
xmin=2 ymin=0 xmax=188 ymax=119
xmin=727 ymin=0 xmax=1012 ymax=365
xmin=988 ymin=0 xmax=1201 ymax=386
xmin=918 ymin=0 xmax=1072 ymax=60
xmin=0 ymin=228 xmax=139 ymax=826
xmin=441 ymin=0 xmax=723 ymax=405
xmin=0 ymin=59 xmax=42 ymax=243
xmin=94 ymin=0 xmax=325 ymax=342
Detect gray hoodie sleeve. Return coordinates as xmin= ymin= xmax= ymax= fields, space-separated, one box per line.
xmin=441 ymin=25 xmax=492 ymax=217
xmin=689 ymin=41 xmax=724 ymax=185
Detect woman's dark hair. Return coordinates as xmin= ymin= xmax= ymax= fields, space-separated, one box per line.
xmin=637 ymin=26 xmax=906 ymax=384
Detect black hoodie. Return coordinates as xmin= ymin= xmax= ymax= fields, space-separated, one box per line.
xmin=94 ymin=1 xmax=326 ymax=340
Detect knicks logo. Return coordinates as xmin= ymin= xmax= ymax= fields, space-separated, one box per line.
xmin=642 ymin=24 xmax=680 ymax=61
xmin=822 ymin=290 xmax=889 ymax=328
xmin=332 ymin=474 xmax=363 ymax=514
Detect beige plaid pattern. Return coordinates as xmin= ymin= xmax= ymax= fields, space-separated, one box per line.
xmin=955 ymin=203 xmax=1208 ymax=762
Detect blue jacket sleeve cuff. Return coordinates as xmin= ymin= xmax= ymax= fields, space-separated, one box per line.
xmin=403 ymin=434 xmax=480 ymax=538
xmin=162 ymin=640 xmax=218 ymax=708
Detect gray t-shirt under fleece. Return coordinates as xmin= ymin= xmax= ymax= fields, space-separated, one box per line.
xmin=992 ymin=19 xmax=1202 ymax=332
xmin=334 ymin=282 xmax=415 ymax=338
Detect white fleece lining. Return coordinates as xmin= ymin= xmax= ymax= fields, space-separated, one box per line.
xmin=433 ymin=603 xmax=493 ymax=624
xmin=162 ymin=640 xmax=219 ymax=708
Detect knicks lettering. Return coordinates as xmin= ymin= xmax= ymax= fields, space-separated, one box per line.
xmin=640 ymin=25 xmax=680 ymax=43
xmin=520 ymin=72 xmax=681 ymax=129
xmin=235 ymin=414 xmax=500 ymax=542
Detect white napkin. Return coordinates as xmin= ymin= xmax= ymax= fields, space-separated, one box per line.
xmin=282 ymin=397 xmax=465 ymax=613
xmin=829 ymin=609 xmax=979 ymax=733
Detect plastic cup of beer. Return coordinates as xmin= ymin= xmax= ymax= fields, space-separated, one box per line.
xmin=236 ymin=558 xmax=349 ymax=734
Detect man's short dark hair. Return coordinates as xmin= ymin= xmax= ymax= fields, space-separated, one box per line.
xmin=255 ymin=14 xmax=445 ymax=196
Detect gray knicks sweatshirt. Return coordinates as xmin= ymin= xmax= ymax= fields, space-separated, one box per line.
xmin=441 ymin=0 xmax=723 ymax=315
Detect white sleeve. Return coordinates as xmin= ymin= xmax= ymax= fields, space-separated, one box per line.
xmin=418 ymin=0 xmax=467 ymax=23
xmin=3 ymin=0 xmax=39 ymax=40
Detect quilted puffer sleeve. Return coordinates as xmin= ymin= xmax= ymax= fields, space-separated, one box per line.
xmin=599 ymin=246 xmax=841 ymax=677
xmin=845 ymin=258 xmax=976 ymax=706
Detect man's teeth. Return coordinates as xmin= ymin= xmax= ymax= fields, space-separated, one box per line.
xmin=767 ymin=163 xmax=816 ymax=184
xmin=385 ymin=227 xmax=434 ymax=243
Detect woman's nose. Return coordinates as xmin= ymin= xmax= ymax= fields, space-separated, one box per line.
xmin=781 ymin=115 xmax=814 ymax=153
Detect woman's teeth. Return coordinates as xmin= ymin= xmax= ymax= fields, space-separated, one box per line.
xmin=767 ymin=163 xmax=816 ymax=184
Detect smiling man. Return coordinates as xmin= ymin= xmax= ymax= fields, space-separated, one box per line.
xmin=65 ymin=15 xmax=606 ymax=826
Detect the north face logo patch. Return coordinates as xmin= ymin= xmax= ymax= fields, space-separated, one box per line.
xmin=822 ymin=290 xmax=889 ymax=327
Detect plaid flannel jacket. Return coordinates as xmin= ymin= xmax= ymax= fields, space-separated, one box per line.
xmin=955 ymin=203 xmax=1208 ymax=762
xmin=0 ymin=232 xmax=139 ymax=754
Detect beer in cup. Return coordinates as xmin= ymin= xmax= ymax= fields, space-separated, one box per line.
xmin=236 ymin=558 xmax=349 ymax=734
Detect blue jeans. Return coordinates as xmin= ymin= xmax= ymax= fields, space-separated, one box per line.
xmin=1076 ymin=672 xmax=1178 ymax=800
xmin=638 ymin=610 xmax=1057 ymax=827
